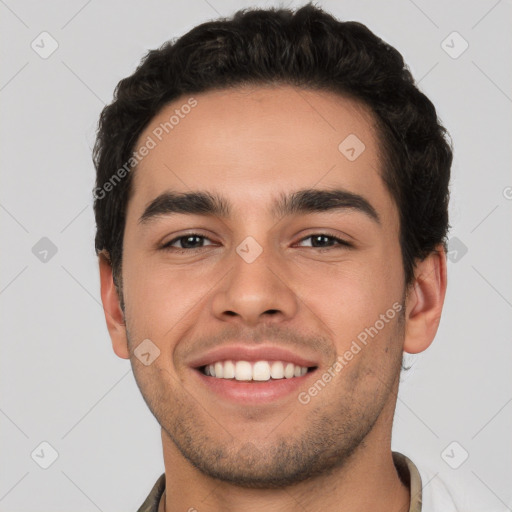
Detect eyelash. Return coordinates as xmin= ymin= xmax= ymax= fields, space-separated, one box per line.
xmin=160 ymin=232 xmax=352 ymax=253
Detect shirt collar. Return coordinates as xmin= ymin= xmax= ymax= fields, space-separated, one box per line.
xmin=393 ymin=451 xmax=423 ymax=511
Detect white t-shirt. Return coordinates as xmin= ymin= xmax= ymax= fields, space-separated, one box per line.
xmin=417 ymin=467 xmax=460 ymax=511
xmin=415 ymin=460 xmax=511 ymax=512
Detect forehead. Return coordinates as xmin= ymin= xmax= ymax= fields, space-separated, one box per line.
xmin=128 ymin=85 xmax=395 ymax=224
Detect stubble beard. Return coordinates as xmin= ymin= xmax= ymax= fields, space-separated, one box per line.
xmin=126 ymin=313 xmax=405 ymax=489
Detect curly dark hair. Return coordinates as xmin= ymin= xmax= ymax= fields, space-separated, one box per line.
xmin=93 ymin=2 xmax=452 ymax=291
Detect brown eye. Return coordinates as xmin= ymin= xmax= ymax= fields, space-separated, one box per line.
xmin=297 ymin=234 xmax=351 ymax=249
xmin=162 ymin=234 xmax=215 ymax=251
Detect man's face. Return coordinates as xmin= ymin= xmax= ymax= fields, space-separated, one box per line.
xmin=121 ymin=85 xmax=406 ymax=486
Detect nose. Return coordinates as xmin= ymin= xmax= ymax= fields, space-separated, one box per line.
xmin=211 ymin=244 xmax=299 ymax=327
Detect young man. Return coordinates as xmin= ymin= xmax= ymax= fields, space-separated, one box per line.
xmin=93 ymin=4 xmax=453 ymax=511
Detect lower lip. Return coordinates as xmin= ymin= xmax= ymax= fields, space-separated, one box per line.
xmin=192 ymin=368 xmax=316 ymax=404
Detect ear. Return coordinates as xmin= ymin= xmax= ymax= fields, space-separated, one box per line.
xmin=98 ymin=251 xmax=130 ymax=359
xmin=403 ymin=244 xmax=448 ymax=354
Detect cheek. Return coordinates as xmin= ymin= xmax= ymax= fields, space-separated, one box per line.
xmin=122 ymin=254 xmax=214 ymax=339
xmin=292 ymin=248 xmax=404 ymax=355
xmin=297 ymin=250 xmax=402 ymax=316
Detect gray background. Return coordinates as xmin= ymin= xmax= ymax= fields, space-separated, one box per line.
xmin=1 ymin=0 xmax=511 ymax=510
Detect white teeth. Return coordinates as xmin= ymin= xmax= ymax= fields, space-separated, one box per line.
xmin=203 ymin=360 xmax=310 ymax=381
xmin=284 ymin=362 xmax=295 ymax=379
xmin=270 ymin=361 xmax=284 ymax=379
xmin=214 ymin=361 xmax=224 ymax=378
xmin=253 ymin=361 xmax=271 ymax=381
xmin=235 ymin=361 xmax=252 ymax=381
xmin=223 ymin=360 xmax=235 ymax=379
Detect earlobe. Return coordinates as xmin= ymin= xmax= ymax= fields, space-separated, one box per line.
xmin=98 ymin=251 xmax=130 ymax=359
xmin=403 ymin=245 xmax=448 ymax=354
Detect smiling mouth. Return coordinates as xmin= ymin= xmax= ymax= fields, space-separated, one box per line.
xmin=198 ymin=359 xmax=318 ymax=382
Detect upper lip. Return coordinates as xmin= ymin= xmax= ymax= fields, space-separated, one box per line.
xmin=188 ymin=344 xmax=320 ymax=369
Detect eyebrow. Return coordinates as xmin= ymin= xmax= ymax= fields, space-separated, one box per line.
xmin=138 ymin=188 xmax=380 ymax=226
